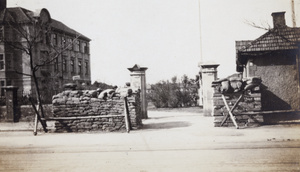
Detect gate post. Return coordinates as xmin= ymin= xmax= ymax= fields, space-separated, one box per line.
xmin=4 ymin=86 xmax=19 ymax=122
xmin=128 ymin=64 xmax=148 ymax=119
xmin=199 ymin=63 xmax=219 ymax=116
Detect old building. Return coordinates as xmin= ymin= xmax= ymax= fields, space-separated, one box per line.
xmin=0 ymin=0 xmax=91 ymax=101
xmin=236 ymin=12 xmax=300 ymax=111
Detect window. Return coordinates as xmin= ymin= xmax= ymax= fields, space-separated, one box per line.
xmin=68 ymin=38 xmax=73 ymax=50
xmin=0 ymin=54 xmax=4 ymax=70
xmin=84 ymin=43 xmax=90 ymax=54
xmin=0 ymin=81 xmax=4 ymax=96
xmin=0 ymin=26 xmax=3 ymax=41
xmin=81 ymin=42 xmax=87 ymax=53
xmin=75 ymin=40 xmax=80 ymax=51
xmin=54 ymin=57 xmax=59 ymax=72
xmin=62 ymin=57 xmax=67 ymax=72
xmin=52 ymin=34 xmax=57 ymax=46
xmin=70 ymin=58 xmax=75 ymax=73
xmin=78 ymin=60 xmax=82 ymax=74
xmin=85 ymin=61 xmax=89 ymax=75
xmin=61 ymin=37 xmax=66 ymax=47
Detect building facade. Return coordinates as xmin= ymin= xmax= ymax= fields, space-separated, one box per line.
xmin=236 ymin=12 xmax=300 ymax=111
xmin=0 ymin=1 xmax=91 ymax=102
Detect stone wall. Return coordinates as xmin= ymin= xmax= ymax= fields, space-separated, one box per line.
xmin=52 ymin=90 xmax=142 ymax=132
xmin=212 ymin=85 xmax=263 ymax=127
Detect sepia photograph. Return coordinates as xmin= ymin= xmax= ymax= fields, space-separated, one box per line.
xmin=0 ymin=0 xmax=300 ymax=171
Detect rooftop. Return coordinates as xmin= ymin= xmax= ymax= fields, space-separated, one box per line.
xmin=236 ymin=27 xmax=300 ymax=53
xmin=0 ymin=7 xmax=90 ymax=41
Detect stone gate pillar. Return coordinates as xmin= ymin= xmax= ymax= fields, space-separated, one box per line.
xmin=199 ymin=63 xmax=219 ymax=116
xmin=128 ymin=64 xmax=148 ymax=119
xmin=4 ymin=86 xmax=19 ymax=122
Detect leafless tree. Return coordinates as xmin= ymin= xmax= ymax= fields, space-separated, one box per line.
xmin=245 ymin=18 xmax=299 ymax=51
xmin=244 ymin=19 xmax=271 ymax=31
xmin=2 ymin=9 xmax=80 ymax=132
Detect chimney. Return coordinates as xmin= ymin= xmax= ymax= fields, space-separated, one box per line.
xmin=271 ymin=12 xmax=286 ymax=28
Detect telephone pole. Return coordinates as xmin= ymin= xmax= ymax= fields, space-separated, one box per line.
xmin=291 ymin=0 xmax=296 ymax=27
xmin=198 ymin=0 xmax=203 ymax=62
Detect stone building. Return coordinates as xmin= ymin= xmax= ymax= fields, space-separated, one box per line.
xmin=0 ymin=0 xmax=91 ymax=101
xmin=236 ymin=12 xmax=300 ymax=111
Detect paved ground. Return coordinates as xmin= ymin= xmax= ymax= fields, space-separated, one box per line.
xmin=0 ymin=110 xmax=300 ymax=171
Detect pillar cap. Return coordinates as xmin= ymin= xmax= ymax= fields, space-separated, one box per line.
xmin=198 ymin=62 xmax=219 ymax=68
xmin=128 ymin=64 xmax=148 ymax=72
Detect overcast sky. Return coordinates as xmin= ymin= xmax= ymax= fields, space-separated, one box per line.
xmin=7 ymin=0 xmax=300 ymax=86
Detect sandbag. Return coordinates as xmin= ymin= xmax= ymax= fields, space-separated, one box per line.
xmin=220 ymin=80 xmax=234 ymax=93
xmin=212 ymin=78 xmax=227 ymax=87
xmin=244 ymin=76 xmax=262 ymax=85
xmin=243 ymin=76 xmax=262 ymax=91
xmin=230 ymin=80 xmax=244 ymax=92
xmin=228 ymin=77 xmax=243 ymax=92
xmin=212 ymin=74 xmax=262 ymax=93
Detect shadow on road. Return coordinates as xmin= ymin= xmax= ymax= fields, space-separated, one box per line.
xmin=141 ymin=121 xmax=191 ymax=130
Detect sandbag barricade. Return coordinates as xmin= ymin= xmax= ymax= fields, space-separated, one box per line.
xmin=212 ymin=76 xmax=262 ymax=94
xmin=212 ymin=74 xmax=263 ymax=128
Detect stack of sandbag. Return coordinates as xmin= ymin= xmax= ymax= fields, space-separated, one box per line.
xmin=212 ymin=74 xmax=244 ymax=93
xmin=243 ymin=76 xmax=262 ymax=91
xmin=212 ymin=75 xmax=261 ymax=94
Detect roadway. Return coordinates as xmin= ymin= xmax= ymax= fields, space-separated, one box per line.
xmin=0 ymin=110 xmax=299 ymax=171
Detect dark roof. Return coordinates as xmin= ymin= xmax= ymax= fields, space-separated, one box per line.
xmin=0 ymin=7 xmax=32 ymax=23
xmin=236 ymin=26 xmax=300 ymax=72
xmin=0 ymin=7 xmax=90 ymax=41
xmin=237 ymin=27 xmax=300 ymax=53
xmin=51 ymin=19 xmax=90 ymax=41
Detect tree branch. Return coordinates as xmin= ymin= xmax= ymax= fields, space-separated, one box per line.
xmin=244 ymin=19 xmax=271 ymax=31
xmin=13 ymin=69 xmax=32 ymax=77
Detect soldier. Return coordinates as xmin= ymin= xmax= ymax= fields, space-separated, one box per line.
xmin=98 ymin=86 xmax=118 ymax=100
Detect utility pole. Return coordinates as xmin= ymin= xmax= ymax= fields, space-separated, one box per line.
xmin=291 ymin=0 xmax=296 ymax=27
xmin=197 ymin=0 xmax=204 ymax=106
xmin=198 ymin=0 xmax=203 ymax=62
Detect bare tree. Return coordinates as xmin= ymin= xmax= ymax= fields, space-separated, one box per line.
xmin=2 ymin=9 xmax=80 ymax=132
xmin=244 ymin=19 xmax=271 ymax=31
xmin=244 ymin=18 xmax=298 ymax=48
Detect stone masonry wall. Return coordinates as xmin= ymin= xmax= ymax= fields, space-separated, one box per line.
xmin=212 ymin=86 xmax=263 ymax=127
xmin=52 ymin=90 xmax=142 ymax=132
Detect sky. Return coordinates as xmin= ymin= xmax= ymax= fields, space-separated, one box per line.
xmin=6 ymin=0 xmax=300 ymax=86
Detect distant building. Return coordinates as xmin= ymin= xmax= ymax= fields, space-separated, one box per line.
xmin=236 ymin=12 xmax=300 ymax=111
xmin=0 ymin=0 xmax=91 ymax=101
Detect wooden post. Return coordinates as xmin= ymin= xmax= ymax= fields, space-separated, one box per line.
xmin=29 ymin=97 xmax=48 ymax=134
xmin=221 ymin=93 xmax=244 ymax=126
xmin=222 ymin=94 xmax=239 ymax=129
xmin=124 ymin=97 xmax=131 ymax=133
xmin=33 ymin=105 xmax=39 ymax=136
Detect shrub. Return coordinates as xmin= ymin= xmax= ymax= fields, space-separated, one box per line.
xmin=148 ymin=75 xmax=199 ymax=108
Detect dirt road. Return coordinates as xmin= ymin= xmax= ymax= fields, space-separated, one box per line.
xmin=0 ymin=110 xmax=299 ymax=171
